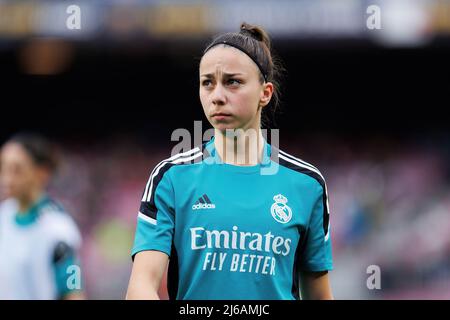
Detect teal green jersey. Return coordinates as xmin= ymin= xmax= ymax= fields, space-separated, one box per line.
xmin=131 ymin=136 xmax=332 ymax=300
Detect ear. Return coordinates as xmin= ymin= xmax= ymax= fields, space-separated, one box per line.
xmin=35 ymin=166 xmax=51 ymax=187
xmin=259 ymin=82 xmax=274 ymax=108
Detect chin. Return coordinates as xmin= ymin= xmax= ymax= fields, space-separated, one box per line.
xmin=211 ymin=121 xmax=236 ymax=131
xmin=215 ymin=125 xmax=240 ymax=133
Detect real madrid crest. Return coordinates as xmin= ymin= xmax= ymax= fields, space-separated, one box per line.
xmin=270 ymin=194 xmax=292 ymax=223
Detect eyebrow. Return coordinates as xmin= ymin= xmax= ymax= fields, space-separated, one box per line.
xmin=200 ymin=72 xmax=244 ymax=78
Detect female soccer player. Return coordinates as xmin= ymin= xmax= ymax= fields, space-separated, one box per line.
xmin=127 ymin=23 xmax=333 ymax=300
xmin=0 ymin=133 xmax=84 ymax=300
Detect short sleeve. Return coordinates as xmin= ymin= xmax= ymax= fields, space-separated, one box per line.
xmin=46 ymin=211 xmax=83 ymax=298
xmin=131 ymin=165 xmax=175 ymax=260
xmin=52 ymin=241 xmax=81 ymax=298
xmin=298 ymin=181 xmax=333 ymax=272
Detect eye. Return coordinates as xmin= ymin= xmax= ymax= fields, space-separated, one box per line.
xmin=201 ymin=79 xmax=212 ymax=87
xmin=227 ymin=78 xmax=242 ymax=86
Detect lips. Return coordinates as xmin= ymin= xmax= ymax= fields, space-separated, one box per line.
xmin=211 ymin=112 xmax=232 ymax=117
xmin=211 ymin=113 xmax=233 ymax=121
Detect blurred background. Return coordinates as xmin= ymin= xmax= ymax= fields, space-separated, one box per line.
xmin=1 ymin=0 xmax=450 ymax=299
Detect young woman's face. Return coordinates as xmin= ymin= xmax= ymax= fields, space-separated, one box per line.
xmin=199 ymin=46 xmax=272 ymax=132
xmin=0 ymin=143 xmax=45 ymax=200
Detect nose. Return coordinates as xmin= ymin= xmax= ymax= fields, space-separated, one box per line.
xmin=211 ymin=83 xmax=226 ymax=106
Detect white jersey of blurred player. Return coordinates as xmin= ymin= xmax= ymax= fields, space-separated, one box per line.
xmin=0 ymin=196 xmax=82 ymax=299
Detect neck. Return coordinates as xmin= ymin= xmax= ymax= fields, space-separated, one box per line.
xmin=214 ymin=128 xmax=265 ymax=166
xmin=17 ymin=189 xmax=43 ymax=213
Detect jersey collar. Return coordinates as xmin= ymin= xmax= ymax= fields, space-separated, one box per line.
xmin=15 ymin=194 xmax=49 ymax=226
xmin=204 ymin=135 xmax=272 ymax=168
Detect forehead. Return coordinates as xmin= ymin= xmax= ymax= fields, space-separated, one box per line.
xmin=200 ymin=45 xmax=259 ymax=76
xmin=1 ymin=143 xmax=32 ymax=164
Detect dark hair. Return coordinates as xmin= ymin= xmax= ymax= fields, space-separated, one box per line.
xmin=202 ymin=22 xmax=285 ymax=128
xmin=5 ymin=132 xmax=59 ymax=173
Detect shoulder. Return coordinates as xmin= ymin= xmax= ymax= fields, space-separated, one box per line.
xmin=0 ymin=198 xmax=18 ymax=215
xmin=0 ymin=198 xmax=18 ymax=225
xmin=145 ymin=145 xmax=206 ymax=182
xmin=275 ymin=147 xmax=327 ymax=192
xmin=39 ymin=198 xmax=81 ymax=248
xmin=275 ymin=148 xmax=330 ymax=218
xmin=153 ymin=145 xmax=205 ymax=171
xmin=140 ymin=145 xmax=206 ymax=201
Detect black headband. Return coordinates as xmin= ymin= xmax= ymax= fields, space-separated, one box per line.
xmin=204 ymin=40 xmax=268 ymax=82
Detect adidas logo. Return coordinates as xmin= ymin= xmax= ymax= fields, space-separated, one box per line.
xmin=192 ymin=194 xmax=216 ymax=210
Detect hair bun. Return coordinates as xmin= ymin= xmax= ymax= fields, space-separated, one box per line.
xmin=240 ymin=23 xmax=263 ymax=41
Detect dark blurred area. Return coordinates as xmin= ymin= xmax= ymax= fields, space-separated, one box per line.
xmin=1 ymin=40 xmax=450 ymax=141
xmin=1 ymin=0 xmax=450 ymax=299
